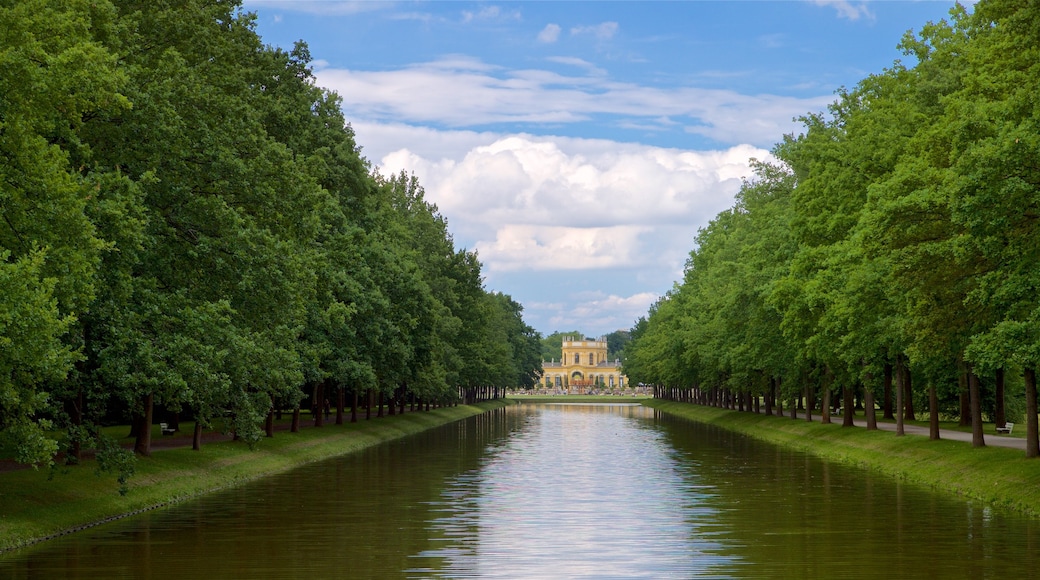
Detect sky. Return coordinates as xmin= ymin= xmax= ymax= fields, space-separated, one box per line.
xmin=242 ymin=0 xmax=966 ymax=338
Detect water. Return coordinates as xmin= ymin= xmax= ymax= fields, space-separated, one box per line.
xmin=2 ymin=403 xmax=1038 ymax=578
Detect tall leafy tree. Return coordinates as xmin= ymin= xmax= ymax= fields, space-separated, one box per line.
xmin=0 ymin=0 xmax=126 ymax=465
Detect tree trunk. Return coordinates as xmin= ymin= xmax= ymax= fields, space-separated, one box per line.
xmin=805 ymin=378 xmax=813 ymax=422
xmin=291 ymin=406 xmax=300 ymax=433
xmin=378 ymin=391 xmax=385 ymax=418
xmin=995 ymin=368 xmax=1006 ymax=430
xmin=842 ymin=384 xmax=855 ymax=427
xmin=929 ymin=382 xmax=940 ymax=440
xmin=314 ymin=381 xmax=325 ymax=427
xmin=895 ymin=358 xmax=905 ymax=436
xmin=336 ymin=388 xmax=345 ymax=425
xmin=968 ymin=368 xmax=986 ymax=448
xmin=1025 ymin=368 xmax=1038 ymax=458
xmin=775 ymin=377 xmax=783 ymax=416
xmin=265 ymin=407 xmax=275 ymax=438
xmin=821 ymin=385 xmax=832 ymax=425
xmin=903 ymin=365 xmax=916 ymax=422
xmin=134 ymin=393 xmax=153 ymax=456
xmin=351 ymin=390 xmax=358 ymax=423
xmin=865 ymin=386 xmax=877 ymax=431
xmin=882 ymin=363 xmax=894 ymax=420
xmin=193 ymin=421 xmax=203 ymax=451
xmin=764 ymin=379 xmax=773 ymax=416
xmin=366 ymin=389 xmax=373 ymax=420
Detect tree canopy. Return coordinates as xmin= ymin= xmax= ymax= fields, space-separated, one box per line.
xmin=625 ymin=0 xmax=1040 ymax=455
xmin=0 ymin=0 xmax=541 ymax=475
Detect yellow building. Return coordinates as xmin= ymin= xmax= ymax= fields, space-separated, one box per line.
xmin=539 ymin=336 xmax=627 ymax=394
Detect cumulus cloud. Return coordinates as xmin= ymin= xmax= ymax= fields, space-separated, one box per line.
xmin=546 ymin=56 xmax=606 ymax=76
xmin=306 ymin=52 xmax=814 ymax=334
xmin=475 ymin=226 xmax=650 ymax=272
xmin=811 ymin=0 xmax=874 ymax=21
xmin=535 ymin=291 xmax=660 ymax=336
xmin=243 ymin=0 xmax=386 ymax=16
xmin=374 ymin=130 xmax=768 ymax=273
xmin=538 ymin=23 xmax=562 ymax=43
xmin=461 ymin=5 xmax=520 ymax=23
xmin=571 ymin=22 xmax=619 ymax=40
xmin=315 ymin=57 xmax=831 ymax=147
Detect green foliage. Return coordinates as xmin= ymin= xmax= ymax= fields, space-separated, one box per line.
xmin=1 ymin=0 xmax=539 ymax=474
xmin=540 ymin=330 xmax=584 ymax=362
xmin=93 ymin=435 xmax=135 ymax=495
xmin=604 ymin=330 xmax=631 ymax=360
xmin=627 ymin=1 xmax=1040 ymax=451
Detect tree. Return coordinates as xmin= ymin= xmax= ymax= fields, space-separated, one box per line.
xmin=540 ymin=331 xmax=585 ymax=362
xmin=0 ymin=0 xmax=126 ymax=465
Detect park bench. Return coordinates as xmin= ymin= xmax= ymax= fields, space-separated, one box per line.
xmin=996 ymin=422 xmax=1014 ymax=435
xmin=159 ymin=422 xmax=177 ymax=436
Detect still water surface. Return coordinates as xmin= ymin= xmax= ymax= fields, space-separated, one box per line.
xmin=3 ymin=403 xmax=1039 ymax=578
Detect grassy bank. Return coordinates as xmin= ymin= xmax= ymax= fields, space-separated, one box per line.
xmin=645 ymin=399 xmax=1040 ymax=517
xmin=0 ymin=400 xmax=508 ymax=553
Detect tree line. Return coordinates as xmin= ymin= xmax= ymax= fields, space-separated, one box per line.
xmin=624 ymin=0 xmax=1040 ymax=456
xmin=0 ymin=0 xmax=542 ymax=474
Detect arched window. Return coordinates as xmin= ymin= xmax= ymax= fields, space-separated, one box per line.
xmin=588 ymin=353 xmax=594 ymax=365
xmin=573 ymin=353 xmax=580 ymax=364
xmin=609 ymin=375 xmax=615 ymax=387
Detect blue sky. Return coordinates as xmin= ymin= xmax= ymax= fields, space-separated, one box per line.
xmin=243 ymin=0 xmax=965 ymax=338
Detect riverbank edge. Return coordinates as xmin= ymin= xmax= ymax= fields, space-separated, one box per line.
xmin=0 ymin=400 xmax=510 ymax=553
xmin=644 ymin=399 xmax=1040 ymax=517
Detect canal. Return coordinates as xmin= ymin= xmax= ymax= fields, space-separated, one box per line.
xmin=3 ymin=402 xmax=1038 ymax=578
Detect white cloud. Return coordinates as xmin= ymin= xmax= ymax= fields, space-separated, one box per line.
xmin=461 ymin=5 xmax=520 ymax=23
xmin=535 ymin=291 xmax=659 ymax=336
xmin=243 ymin=1 xmax=386 ymax=16
xmin=315 ymin=57 xmax=832 ymax=147
xmin=811 ymin=0 xmax=874 ymax=21
xmin=538 ymin=23 xmax=561 ymax=43
xmin=476 ymin=225 xmax=650 ymax=272
xmin=373 ymin=130 xmax=768 ymax=274
xmin=546 ymin=56 xmax=606 ymax=76
xmin=571 ymin=22 xmax=619 ymax=40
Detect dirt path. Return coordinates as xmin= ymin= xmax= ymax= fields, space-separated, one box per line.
xmin=802 ymin=411 xmax=1026 ymax=450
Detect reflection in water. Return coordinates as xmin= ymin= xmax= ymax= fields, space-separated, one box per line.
xmin=409 ymin=404 xmax=734 ymax=578
xmin=650 ymin=410 xmax=1040 ymax=579
xmin=2 ymin=402 xmax=1038 ymax=579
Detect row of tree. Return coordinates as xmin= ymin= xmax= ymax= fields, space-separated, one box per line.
xmin=0 ymin=0 xmax=542 ymax=472
xmin=624 ymin=0 xmax=1040 ymax=456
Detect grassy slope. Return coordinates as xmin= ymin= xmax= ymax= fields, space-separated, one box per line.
xmin=0 ymin=401 xmax=508 ymax=552
xmin=645 ymin=399 xmax=1040 ymax=517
